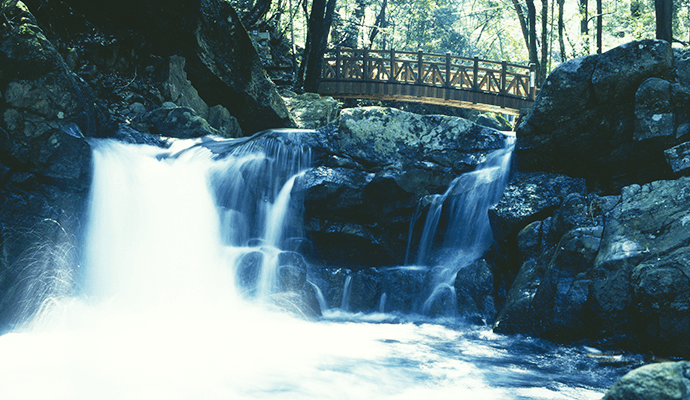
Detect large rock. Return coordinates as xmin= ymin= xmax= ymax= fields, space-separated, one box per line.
xmin=589 ymin=177 xmax=690 ymax=355
xmin=290 ymin=108 xmax=509 ymax=267
xmin=603 ymin=361 xmax=690 ymax=400
xmin=0 ymin=1 xmax=98 ymax=328
xmin=323 ymin=107 xmax=505 ymax=173
xmin=493 ymin=193 xmax=611 ymax=340
xmin=161 ymin=55 xmax=210 ymax=119
xmin=516 ymin=40 xmax=675 ymax=192
xmin=488 ymin=172 xmax=587 ymax=247
xmin=281 ymin=90 xmax=340 ymax=129
xmin=494 ymin=177 xmax=690 ymax=356
xmin=50 ymin=0 xmax=296 ymax=135
xmin=186 ymin=0 xmax=296 ymax=134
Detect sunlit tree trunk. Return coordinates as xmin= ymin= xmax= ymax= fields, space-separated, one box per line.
xmin=526 ymin=0 xmax=538 ymax=66
xmin=539 ymin=0 xmax=548 ymax=83
xmin=512 ymin=0 xmax=530 ymax=54
xmin=300 ymin=0 xmax=338 ymax=92
xmin=368 ymin=0 xmax=387 ymax=48
xmin=596 ymin=0 xmax=602 ymax=53
xmin=558 ymin=0 xmax=566 ymax=61
xmin=655 ymin=0 xmax=673 ymax=42
xmin=580 ymin=0 xmax=589 ymax=53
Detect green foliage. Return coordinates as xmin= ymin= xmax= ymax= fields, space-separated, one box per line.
xmin=252 ymin=0 xmax=690 ymax=86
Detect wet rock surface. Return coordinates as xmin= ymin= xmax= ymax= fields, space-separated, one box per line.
xmin=603 ymin=361 xmax=690 ymax=400
xmin=286 ymin=107 xmax=509 ymax=267
xmin=516 ymin=40 xmax=677 ymax=192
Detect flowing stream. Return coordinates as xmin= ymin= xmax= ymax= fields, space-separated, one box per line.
xmin=0 ymin=135 xmax=636 ymax=399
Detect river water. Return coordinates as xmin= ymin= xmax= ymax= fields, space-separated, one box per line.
xmin=0 ymin=136 xmax=638 ymax=399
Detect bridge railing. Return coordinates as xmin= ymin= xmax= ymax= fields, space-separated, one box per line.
xmin=321 ymin=48 xmax=537 ymax=100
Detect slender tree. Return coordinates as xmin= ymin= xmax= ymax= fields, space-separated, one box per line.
xmin=596 ymin=0 xmax=602 ymax=53
xmin=558 ymin=0 xmax=566 ymax=61
xmin=300 ymin=0 xmax=338 ymax=92
xmin=655 ymin=0 xmax=673 ymax=41
xmin=580 ymin=0 xmax=589 ymax=52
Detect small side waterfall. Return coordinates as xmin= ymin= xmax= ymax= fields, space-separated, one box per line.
xmin=406 ymin=133 xmax=515 ymax=315
xmin=340 ymin=274 xmax=353 ymax=311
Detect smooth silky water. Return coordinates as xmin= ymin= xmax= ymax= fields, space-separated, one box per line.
xmin=0 ymin=135 xmax=637 ymax=399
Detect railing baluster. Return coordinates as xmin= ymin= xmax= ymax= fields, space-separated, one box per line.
xmin=335 ymin=47 xmax=342 ymax=80
xmin=472 ymin=56 xmax=479 ymax=91
xmin=363 ymin=49 xmax=369 ymax=81
xmin=501 ymin=61 xmax=507 ymax=94
xmin=389 ymin=49 xmax=396 ymax=82
xmin=529 ymin=63 xmax=537 ymax=99
xmin=445 ymin=52 xmax=452 ymax=88
xmin=417 ymin=50 xmax=424 ymax=85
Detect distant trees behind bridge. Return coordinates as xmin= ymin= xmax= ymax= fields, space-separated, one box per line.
xmin=230 ymin=0 xmax=686 ymax=90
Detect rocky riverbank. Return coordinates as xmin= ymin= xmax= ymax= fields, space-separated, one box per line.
xmin=3 ymin=0 xmax=690 ymax=395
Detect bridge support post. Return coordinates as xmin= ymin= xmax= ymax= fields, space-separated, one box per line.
xmin=417 ymin=50 xmax=424 ymax=85
xmin=501 ymin=61 xmax=507 ymax=94
xmin=363 ymin=49 xmax=369 ymax=81
xmin=472 ymin=56 xmax=479 ymax=91
xmin=529 ymin=63 xmax=537 ymax=99
xmin=445 ymin=52 xmax=452 ymax=88
xmin=389 ymin=49 xmax=396 ymax=82
xmin=335 ymin=47 xmax=342 ymax=80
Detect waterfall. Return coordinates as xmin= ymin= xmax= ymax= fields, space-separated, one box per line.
xmin=340 ymin=274 xmax=353 ymax=311
xmin=406 ymin=134 xmax=515 ymax=315
xmin=0 ymin=132 xmax=631 ymax=400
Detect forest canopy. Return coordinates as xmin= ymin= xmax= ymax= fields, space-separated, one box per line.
xmin=230 ymin=0 xmax=685 ymax=86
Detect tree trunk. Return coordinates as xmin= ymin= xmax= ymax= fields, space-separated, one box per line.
xmin=580 ymin=0 xmax=589 ymax=53
xmin=526 ymin=0 xmax=538 ymax=67
xmin=539 ymin=0 xmax=548 ymax=84
xmin=368 ymin=0 xmax=387 ymax=48
xmin=243 ymin=0 xmax=273 ymax=29
xmin=302 ymin=0 xmax=337 ymax=92
xmin=512 ymin=0 xmax=530 ymax=54
xmin=655 ymin=0 xmax=673 ymax=42
xmin=558 ymin=0 xmax=566 ymax=61
xmin=596 ymin=0 xmax=602 ymax=53
xmin=339 ymin=0 xmax=366 ymax=48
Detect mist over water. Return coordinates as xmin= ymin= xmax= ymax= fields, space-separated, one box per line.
xmin=0 ymin=136 xmax=633 ymax=399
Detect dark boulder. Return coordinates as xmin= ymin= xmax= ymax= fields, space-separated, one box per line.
xmin=0 ymin=1 xmax=102 ymax=328
xmin=142 ymin=105 xmax=219 ymax=139
xmin=494 ymin=177 xmax=690 ymax=356
xmin=379 ymin=267 xmax=427 ymax=313
xmin=455 ymin=258 xmax=496 ymax=320
xmin=664 ymin=141 xmax=690 ymax=175
xmin=488 ymin=172 xmax=587 ymax=251
xmin=516 ymin=40 xmax=675 ymax=192
xmin=603 ymin=361 xmax=690 ymax=400
xmin=39 ymin=0 xmax=296 ymax=135
xmin=289 ymin=108 xmax=509 ymax=268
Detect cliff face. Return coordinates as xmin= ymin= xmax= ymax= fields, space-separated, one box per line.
xmin=491 ymin=40 xmax=690 ymax=357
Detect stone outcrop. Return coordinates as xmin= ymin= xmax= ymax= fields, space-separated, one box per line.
xmin=23 ymin=0 xmax=296 ymax=135
xmin=603 ymin=361 xmax=690 ymax=400
xmin=493 ymin=176 xmax=690 ymax=356
xmin=293 ymin=107 xmax=509 ymax=267
xmin=281 ymin=90 xmax=340 ymax=129
xmin=494 ymin=40 xmax=690 ymax=358
xmin=0 ymin=0 xmax=102 ymax=328
xmin=516 ymin=40 xmax=679 ymax=192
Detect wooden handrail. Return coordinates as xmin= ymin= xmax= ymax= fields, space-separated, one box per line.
xmin=321 ymin=47 xmax=537 ymax=101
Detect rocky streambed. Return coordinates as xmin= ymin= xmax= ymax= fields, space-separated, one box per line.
xmin=2 ymin=0 xmax=690 ymax=397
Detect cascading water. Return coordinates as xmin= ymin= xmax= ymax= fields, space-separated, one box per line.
xmin=404 ymin=134 xmax=515 ymax=315
xmin=0 ymin=132 xmax=636 ymax=399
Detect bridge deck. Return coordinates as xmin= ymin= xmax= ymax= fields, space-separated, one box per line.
xmin=318 ymin=48 xmax=537 ymax=116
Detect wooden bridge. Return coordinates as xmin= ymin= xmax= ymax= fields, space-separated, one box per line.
xmin=318 ymin=48 xmax=537 ymax=116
